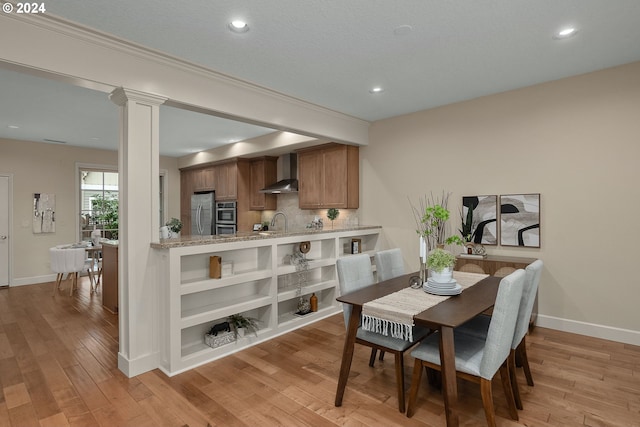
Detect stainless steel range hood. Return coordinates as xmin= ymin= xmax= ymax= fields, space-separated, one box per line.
xmin=259 ymin=153 xmax=298 ymax=194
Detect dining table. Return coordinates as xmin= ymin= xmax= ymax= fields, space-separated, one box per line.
xmin=334 ymin=271 xmax=501 ymax=427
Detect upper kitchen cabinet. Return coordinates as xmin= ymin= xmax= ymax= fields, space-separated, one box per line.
xmin=297 ymin=143 xmax=359 ymax=209
xmin=214 ymin=161 xmax=238 ymax=201
xmin=250 ymin=156 xmax=277 ymax=211
xmin=183 ymin=167 xmax=215 ymax=194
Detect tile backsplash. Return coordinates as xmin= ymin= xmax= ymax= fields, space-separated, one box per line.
xmin=260 ymin=193 xmax=359 ymax=230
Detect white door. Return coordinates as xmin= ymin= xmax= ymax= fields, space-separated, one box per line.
xmin=0 ymin=175 xmax=9 ymax=287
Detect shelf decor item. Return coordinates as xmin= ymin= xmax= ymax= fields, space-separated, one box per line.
xmin=291 ymin=244 xmax=311 ymax=314
xmin=209 ymin=256 xmax=221 ymax=278
xmin=227 ymin=313 xmax=259 ymax=339
xmin=204 ymin=321 xmax=235 ymax=348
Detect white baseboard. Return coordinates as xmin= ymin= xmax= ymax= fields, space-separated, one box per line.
xmin=118 ymin=351 xmax=160 ymax=378
xmin=536 ymin=314 xmax=640 ymax=346
xmin=11 ymin=274 xmax=57 ymax=287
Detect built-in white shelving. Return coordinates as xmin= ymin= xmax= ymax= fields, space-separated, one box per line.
xmin=155 ymin=227 xmax=380 ymax=375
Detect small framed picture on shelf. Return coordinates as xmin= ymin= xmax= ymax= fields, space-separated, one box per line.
xmin=351 ymin=238 xmax=362 ymax=254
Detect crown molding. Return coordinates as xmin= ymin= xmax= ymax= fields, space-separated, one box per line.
xmin=6 ymin=12 xmax=369 ymax=128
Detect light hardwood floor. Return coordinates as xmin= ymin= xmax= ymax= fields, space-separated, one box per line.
xmin=0 ymin=279 xmax=638 ymax=427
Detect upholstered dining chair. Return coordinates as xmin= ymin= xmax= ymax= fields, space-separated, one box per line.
xmin=374 ymin=248 xmax=406 ymax=282
xmin=337 ymin=254 xmax=431 ymax=412
xmin=456 ymin=260 xmax=543 ymax=409
xmin=406 ymin=269 xmax=526 ymax=426
xmin=49 ymin=246 xmax=89 ymax=296
xmin=372 ymin=248 xmax=407 ymax=363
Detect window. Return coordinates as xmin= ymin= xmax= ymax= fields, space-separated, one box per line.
xmin=80 ymin=168 xmax=119 ymax=241
xmin=78 ymin=166 xmax=168 ymax=242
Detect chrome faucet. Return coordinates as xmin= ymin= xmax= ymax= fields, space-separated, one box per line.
xmin=270 ymin=211 xmax=288 ymax=232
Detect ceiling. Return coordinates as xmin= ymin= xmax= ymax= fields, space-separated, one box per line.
xmin=2 ymin=0 xmax=640 ymax=157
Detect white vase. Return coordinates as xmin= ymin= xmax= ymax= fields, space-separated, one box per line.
xmin=431 ymin=267 xmax=453 ymax=283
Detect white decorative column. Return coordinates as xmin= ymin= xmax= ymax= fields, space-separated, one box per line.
xmin=110 ymin=87 xmax=167 ymax=377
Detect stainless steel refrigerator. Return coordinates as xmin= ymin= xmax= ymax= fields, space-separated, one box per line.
xmin=191 ymin=192 xmax=215 ymax=235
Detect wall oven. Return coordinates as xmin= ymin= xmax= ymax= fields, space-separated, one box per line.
xmin=216 ymin=223 xmax=237 ymax=235
xmin=215 ymin=201 xmax=237 ymax=235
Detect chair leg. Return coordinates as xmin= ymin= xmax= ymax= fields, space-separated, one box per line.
xmin=394 ymin=353 xmax=405 ymax=412
xmin=517 ymin=338 xmax=534 ymax=386
xmin=426 ymin=366 xmax=441 ymax=388
xmin=53 ymin=273 xmax=63 ymax=296
xmin=499 ymin=362 xmax=519 ymax=421
xmin=480 ymin=378 xmax=497 ymax=427
xmin=379 ymin=350 xmax=385 ymax=361
xmin=69 ymin=272 xmax=77 ymax=296
xmin=508 ymin=349 xmax=523 ymax=410
xmin=369 ymin=348 xmax=377 ymax=367
xmin=406 ymin=359 xmax=424 ymax=418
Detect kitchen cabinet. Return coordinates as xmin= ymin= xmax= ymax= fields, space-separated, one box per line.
xmin=181 ymin=160 xmax=260 ymax=233
xmin=455 ymin=254 xmax=539 ymax=327
xmin=297 ymin=143 xmax=359 ymax=209
xmin=249 ymin=156 xmax=277 ymax=210
xmin=102 ymin=242 xmax=118 ymax=314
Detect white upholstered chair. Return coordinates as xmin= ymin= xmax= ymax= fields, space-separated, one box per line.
xmin=406 ymin=269 xmax=526 ymax=426
xmin=337 ymin=254 xmax=430 ymax=412
xmin=49 ymin=246 xmax=89 ymax=296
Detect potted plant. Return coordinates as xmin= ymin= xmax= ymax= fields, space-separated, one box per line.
xmin=166 ymin=217 xmax=182 ymax=238
xmin=427 ymin=248 xmax=457 ymax=282
xmin=227 ymin=313 xmax=259 ymax=338
xmin=327 ymin=208 xmax=339 ymax=228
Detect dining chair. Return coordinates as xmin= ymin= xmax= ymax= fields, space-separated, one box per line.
xmin=49 ymin=246 xmax=89 ymax=296
xmin=337 ymin=254 xmax=431 ymax=412
xmin=372 ymin=248 xmax=407 ymax=363
xmin=406 ymin=269 xmax=526 ymax=426
xmin=456 ymin=260 xmax=543 ymax=409
xmin=86 ymin=247 xmax=103 ymax=294
xmin=374 ymin=248 xmax=406 ymax=282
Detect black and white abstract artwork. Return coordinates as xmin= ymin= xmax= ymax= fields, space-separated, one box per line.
xmin=462 ymin=195 xmax=498 ymax=245
xmin=500 ymin=194 xmax=540 ymax=247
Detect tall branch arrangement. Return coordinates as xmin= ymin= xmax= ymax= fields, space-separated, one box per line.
xmin=410 ymin=191 xmax=463 ymax=251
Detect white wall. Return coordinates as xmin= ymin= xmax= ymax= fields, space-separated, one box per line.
xmin=0 ymin=138 xmax=180 ymax=284
xmin=362 ymin=62 xmax=640 ymax=343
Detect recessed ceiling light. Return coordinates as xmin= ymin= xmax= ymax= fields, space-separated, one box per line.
xmin=229 ymin=20 xmax=249 ymax=33
xmin=7 ymin=125 xmax=19 ymax=129
xmin=394 ymin=25 xmax=413 ymax=36
xmin=369 ymin=87 xmax=384 ymax=94
xmin=553 ymin=27 xmax=578 ymax=40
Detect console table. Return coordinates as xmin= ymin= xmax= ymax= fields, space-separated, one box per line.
xmin=455 ymin=254 xmax=538 ymax=328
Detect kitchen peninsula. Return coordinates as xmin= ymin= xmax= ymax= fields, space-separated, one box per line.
xmin=152 ymin=225 xmax=381 ymax=375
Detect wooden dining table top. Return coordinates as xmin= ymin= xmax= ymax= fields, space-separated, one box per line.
xmin=336 ymin=272 xmax=501 ymax=329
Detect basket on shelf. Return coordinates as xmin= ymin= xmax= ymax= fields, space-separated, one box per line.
xmin=204 ymin=331 xmax=235 ymax=348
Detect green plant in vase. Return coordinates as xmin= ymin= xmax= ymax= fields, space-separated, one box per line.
xmin=327 ymin=208 xmax=339 ymax=228
xmin=426 ymin=248 xmax=457 ymax=272
xmin=227 ymin=313 xmax=259 ymax=338
xmin=427 ymin=248 xmax=457 ymax=283
xmin=166 ymin=217 xmax=182 ymax=234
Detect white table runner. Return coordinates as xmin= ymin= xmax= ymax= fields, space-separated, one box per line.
xmin=362 ymin=271 xmax=489 ymax=341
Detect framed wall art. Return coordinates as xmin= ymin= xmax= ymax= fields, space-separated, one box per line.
xmin=33 ymin=192 xmax=56 ymax=233
xmin=499 ymin=193 xmax=540 ymax=247
xmin=462 ymin=195 xmax=497 ymax=245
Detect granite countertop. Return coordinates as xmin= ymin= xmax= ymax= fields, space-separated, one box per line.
xmin=150 ymin=225 xmax=381 ymax=249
